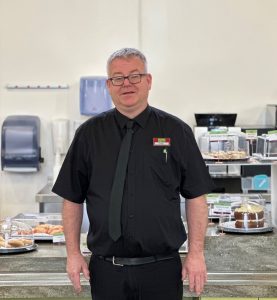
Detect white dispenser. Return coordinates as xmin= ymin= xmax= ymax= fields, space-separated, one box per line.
xmin=52 ymin=119 xmax=69 ymax=183
xmin=80 ymin=76 xmax=113 ymax=115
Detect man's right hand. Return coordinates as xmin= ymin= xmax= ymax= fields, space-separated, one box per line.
xmin=66 ymin=253 xmax=90 ymax=293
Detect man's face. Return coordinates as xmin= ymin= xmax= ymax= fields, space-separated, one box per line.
xmin=106 ymin=57 xmax=152 ymax=115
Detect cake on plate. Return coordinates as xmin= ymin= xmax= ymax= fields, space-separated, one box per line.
xmin=234 ymin=203 xmax=264 ymax=229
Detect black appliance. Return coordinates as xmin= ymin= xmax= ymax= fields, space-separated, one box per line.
xmin=195 ymin=113 xmax=237 ymax=128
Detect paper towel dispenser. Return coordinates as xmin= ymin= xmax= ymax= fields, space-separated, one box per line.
xmin=80 ymin=76 xmax=113 ymax=115
xmin=1 ymin=115 xmax=43 ymax=172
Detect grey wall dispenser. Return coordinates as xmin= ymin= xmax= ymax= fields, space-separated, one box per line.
xmin=1 ymin=115 xmax=44 ymax=172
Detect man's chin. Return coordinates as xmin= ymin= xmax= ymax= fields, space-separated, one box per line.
xmin=120 ymin=99 xmax=138 ymax=108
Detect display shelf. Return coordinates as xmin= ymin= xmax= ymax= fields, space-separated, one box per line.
xmin=210 ymin=174 xmax=241 ymax=178
xmin=206 ymin=160 xmax=273 ymax=166
xmin=206 ymin=159 xmax=277 ymax=227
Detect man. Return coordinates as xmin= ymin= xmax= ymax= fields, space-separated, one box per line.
xmin=52 ymin=48 xmax=214 ymax=300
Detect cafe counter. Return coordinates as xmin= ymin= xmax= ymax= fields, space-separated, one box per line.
xmin=1 ymin=230 xmax=277 ymax=298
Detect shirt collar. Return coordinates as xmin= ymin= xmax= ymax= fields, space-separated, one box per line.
xmin=115 ymin=106 xmax=151 ymax=129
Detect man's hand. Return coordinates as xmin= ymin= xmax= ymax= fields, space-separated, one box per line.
xmin=184 ymin=195 xmax=208 ymax=295
xmin=66 ymin=253 xmax=90 ymax=293
xmin=182 ymin=252 xmax=207 ymax=296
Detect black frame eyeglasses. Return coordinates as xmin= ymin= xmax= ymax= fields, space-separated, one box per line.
xmin=108 ymin=73 xmax=147 ymax=86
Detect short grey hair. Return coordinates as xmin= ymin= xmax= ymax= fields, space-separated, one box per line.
xmin=106 ymin=48 xmax=148 ymax=75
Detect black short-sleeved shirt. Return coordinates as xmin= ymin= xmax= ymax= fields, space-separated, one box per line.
xmin=52 ymin=106 xmax=214 ymax=257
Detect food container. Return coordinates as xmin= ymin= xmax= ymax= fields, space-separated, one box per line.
xmin=255 ymin=134 xmax=277 ymax=159
xmin=13 ymin=213 xmax=63 ymax=240
xmin=0 ymin=218 xmax=37 ymax=254
xmin=199 ymin=131 xmax=248 ymax=160
xmin=207 ymin=194 xmax=264 ymax=218
xmin=215 ymin=195 xmax=273 ymax=233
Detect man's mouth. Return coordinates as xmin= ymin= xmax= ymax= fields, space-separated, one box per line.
xmin=121 ymin=91 xmax=135 ymax=95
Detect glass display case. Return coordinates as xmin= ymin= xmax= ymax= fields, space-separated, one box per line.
xmin=210 ymin=194 xmax=273 ymax=233
xmin=199 ymin=131 xmax=248 ymax=160
xmin=0 ymin=218 xmax=37 ymax=253
xmin=13 ymin=213 xmax=63 ymax=241
xmin=255 ymin=133 xmax=277 ymax=159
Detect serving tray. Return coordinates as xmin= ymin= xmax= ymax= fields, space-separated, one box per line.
xmin=252 ymin=154 xmax=277 ymax=161
xmin=217 ymin=221 xmax=273 ymax=234
xmin=0 ymin=243 xmax=38 ymax=254
xmin=203 ymin=156 xmax=250 ymax=162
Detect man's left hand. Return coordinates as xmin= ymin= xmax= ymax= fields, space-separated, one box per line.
xmin=182 ymin=252 xmax=207 ymax=296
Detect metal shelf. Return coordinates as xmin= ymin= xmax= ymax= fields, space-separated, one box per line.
xmin=6 ymin=84 xmax=69 ymax=90
xmin=35 ymin=183 xmax=62 ymax=204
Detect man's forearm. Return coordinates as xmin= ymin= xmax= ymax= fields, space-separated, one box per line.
xmin=185 ymin=195 xmax=208 ymax=254
xmin=63 ymin=199 xmax=83 ymax=256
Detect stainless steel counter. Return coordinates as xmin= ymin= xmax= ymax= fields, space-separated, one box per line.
xmin=1 ymin=271 xmax=277 ymax=298
xmin=35 ymin=183 xmax=63 ymax=213
xmin=1 ymin=232 xmax=277 ymax=298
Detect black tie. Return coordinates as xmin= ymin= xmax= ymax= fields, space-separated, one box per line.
xmin=109 ymin=120 xmax=134 ymax=241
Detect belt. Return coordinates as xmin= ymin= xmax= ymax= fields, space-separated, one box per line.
xmin=97 ymin=253 xmax=176 ymax=266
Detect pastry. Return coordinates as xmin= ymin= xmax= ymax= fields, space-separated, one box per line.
xmin=8 ymin=239 xmax=25 ymax=247
xmin=204 ymin=150 xmax=247 ymax=160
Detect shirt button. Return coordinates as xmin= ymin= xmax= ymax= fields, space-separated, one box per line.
xmin=129 ymin=214 xmax=134 ymax=219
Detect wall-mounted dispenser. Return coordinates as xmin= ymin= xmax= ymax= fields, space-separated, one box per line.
xmin=52 ymin=118 xmax=69 ymax=183
xmin=80 ymin=76 xmax=113 ymax=115
xmin=1 ymin=115 xmax=43 ymax=172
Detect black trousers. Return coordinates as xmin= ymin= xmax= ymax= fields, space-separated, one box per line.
xmin=89 ymin=253 xmax=183 ymax=300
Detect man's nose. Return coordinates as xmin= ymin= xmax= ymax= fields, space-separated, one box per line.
xmin=123 ymin=77 xmax=131 ymax=85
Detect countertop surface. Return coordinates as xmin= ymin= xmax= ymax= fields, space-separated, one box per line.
xmin=1 ymin=230 xmax=277 ymax=298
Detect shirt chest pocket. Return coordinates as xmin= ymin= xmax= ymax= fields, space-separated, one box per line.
xmin=147 ymin=147 xmax=178 ymax=201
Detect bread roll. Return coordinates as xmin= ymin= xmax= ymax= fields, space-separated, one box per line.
xmin=8 ymin=239 xmax=25 ymax=247
xmin=22 ymin=239 xmax=33 ymax=246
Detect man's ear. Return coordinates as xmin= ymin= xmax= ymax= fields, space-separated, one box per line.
xmin=147 ymin=73 xmax=152 ymax=90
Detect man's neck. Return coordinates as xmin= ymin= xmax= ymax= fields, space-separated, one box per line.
xmin=116 ymin=103 xmax=148 ymax=119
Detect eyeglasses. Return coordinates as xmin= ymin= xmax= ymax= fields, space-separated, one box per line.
xmin=108 ymin=73 xmax=147 ymax=86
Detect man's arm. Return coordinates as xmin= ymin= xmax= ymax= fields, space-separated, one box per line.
xmin=182 ymin=195 xmax=208 ymax=296
xmin=63 ymin=199 xmax=90 ymax=293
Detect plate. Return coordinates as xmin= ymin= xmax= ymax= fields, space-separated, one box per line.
xmin=12 ymin=233 xmax=53 ymax=241
xmin=203 ymin=156 xmax=250 ymax=162
xmin=33 ymin=233 xmax=53 ymax=241
xmin=252 ymin=154 xmax=277 ymax=161
xmin=0 ymin=243 xmax=38 ymax=254
xmin=217 ymin=221 xmax=273 ymax=234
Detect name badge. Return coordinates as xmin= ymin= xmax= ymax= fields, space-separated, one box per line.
xmin=153 ymin=138 xmax=171 ymax=146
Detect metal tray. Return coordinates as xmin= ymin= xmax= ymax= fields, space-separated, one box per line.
xmin=217 ymin=221 xmax=273 ymax=234
xmin=0 ymin=243 xmax=38 ymax=254
xmin=203 ymin=156 xmax=250 ymax=162
xmin=33 ymin=234 xmax=53 ymax=241
xmin=252 ymin=154 xmax=277 ymax=161
xmin=11 ymin=233 xmax=53 ymax=241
